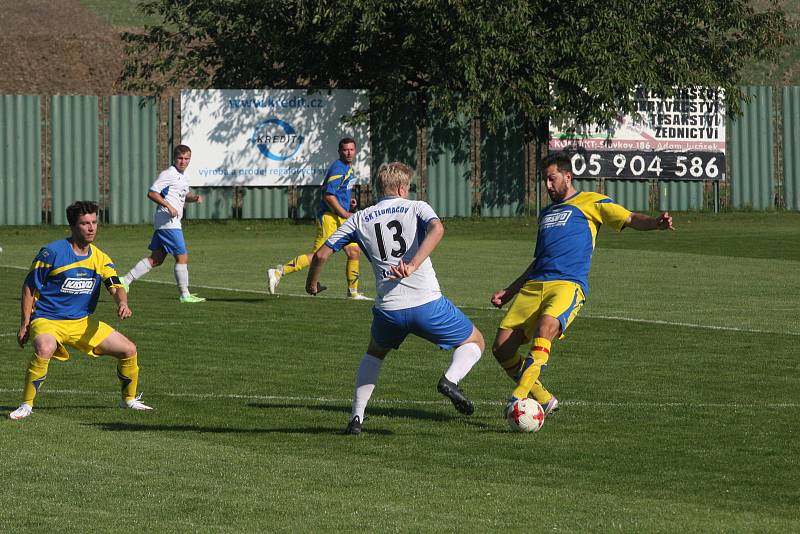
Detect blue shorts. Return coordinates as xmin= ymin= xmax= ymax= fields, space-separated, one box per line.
xmin=149 ymin=229 xmax=187 ymax=255
xmin=371 ymin=296 xmax=474 ymax=350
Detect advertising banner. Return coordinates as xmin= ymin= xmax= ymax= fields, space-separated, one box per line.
xmin=181 ymin=89 xmax=370 ymax=187
xmin=549 ymin=87 xmax=726 ymax=180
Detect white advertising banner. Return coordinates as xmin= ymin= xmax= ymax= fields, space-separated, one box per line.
xmin=181 ymin=89 xmax=370 ymax=187
xmin=549 ymin=87 xmax=726 ymax=180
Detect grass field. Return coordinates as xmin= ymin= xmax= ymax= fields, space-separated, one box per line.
xmin=0 ymin=213 xmax=798 ymax=532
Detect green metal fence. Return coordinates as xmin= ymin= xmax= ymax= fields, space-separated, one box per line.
xmin=51 ymin=96 xmax=99 ymax=225
xmin=1 ymin=95 xmax=41 ymax=225
xmin=783 ymin=86 xmax=800 ymax=211
xmin=1 ymin=87 xmax=798 ymax=226
xmin=729 ymin=86 xmax=775 ymax=210
xmin=109 ymin=96 xmax=159 ymax=224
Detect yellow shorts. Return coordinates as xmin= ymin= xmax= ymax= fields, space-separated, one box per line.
xmin=499 ymin=280 xmax=586 ymax=342
xmin=29 ymin=316 xmax=114 ymax=361
xmin=314 ymin=212 xmax=358 ymax=251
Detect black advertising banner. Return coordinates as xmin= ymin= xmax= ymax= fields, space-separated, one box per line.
xmin=569 ymin=150 xmax=726 ymax=181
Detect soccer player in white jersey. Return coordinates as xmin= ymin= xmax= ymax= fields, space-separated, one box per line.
xmin=306 ymin=162 xmax=484 ymax=435
xmin=121 ymin=144 xmax=206 ymax=303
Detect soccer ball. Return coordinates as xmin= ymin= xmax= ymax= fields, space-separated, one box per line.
xmin=505 ymin=398 xmax=545 ymax=433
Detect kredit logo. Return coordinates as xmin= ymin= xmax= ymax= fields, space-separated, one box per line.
xmin=251 ymin=118 xmax=304 ymax=161
xmin=61 ymin=278 xmax=96 ymax=294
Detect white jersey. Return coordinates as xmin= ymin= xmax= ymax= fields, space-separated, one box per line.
xmin=326 ymin=196 xmax=442 ymax=311
xmin=150 ymin=165 xmax=189 ymax=230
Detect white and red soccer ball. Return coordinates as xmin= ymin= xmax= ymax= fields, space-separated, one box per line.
xmin=506 ymin=397 xmax=545 ymax=432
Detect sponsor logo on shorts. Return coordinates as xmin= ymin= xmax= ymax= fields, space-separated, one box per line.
xmin=541 ymin=209 xmax=572 ymax=229
xmin=61 ymin=277 xmax=96 ymax=294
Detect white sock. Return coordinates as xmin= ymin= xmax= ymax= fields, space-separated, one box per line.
xmin=351 ymin=353 xmax=383 ymax=420
xmin=444 ymin=342 xmax=482 ymax=384
xmin=174 ymin=263 xmax=190 ymax=297
xmin=125 ymin=258 xmax=153 ymax=285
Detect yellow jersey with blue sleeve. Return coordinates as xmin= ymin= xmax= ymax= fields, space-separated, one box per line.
xmin=25 ymin=239 xmax=122 ymax=321
xmin=529 ymin=191 xmax=631 ymax=295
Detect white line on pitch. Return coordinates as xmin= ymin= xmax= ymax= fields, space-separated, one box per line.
xmin=0 ymin=388 xmax=797 ymax=409
xmin=3 ymin=263 xmax=798 ymax=336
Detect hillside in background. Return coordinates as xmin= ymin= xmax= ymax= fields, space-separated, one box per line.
xmin=0 ymin=0 xmax=797 ymax=97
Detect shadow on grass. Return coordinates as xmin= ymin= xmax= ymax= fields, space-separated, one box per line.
xmin=202 ymin=297 xmax=266 ymax=303
xmin=87 ymin=421 xmax=377 ymax=434
xmin=248 ymin=401 xmax=485 ymax=427
xmin=1 ymin=404 xmax=114 ymax=414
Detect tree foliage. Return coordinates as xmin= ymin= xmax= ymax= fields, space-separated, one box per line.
xmin=121 ymin=0 xmax=791 ymax=135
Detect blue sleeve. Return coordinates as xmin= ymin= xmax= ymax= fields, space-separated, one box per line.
xmin=26 ymin=247 xmax=55 ymax=291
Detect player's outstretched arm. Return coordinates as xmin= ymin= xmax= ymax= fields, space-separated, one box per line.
xmin=625 ymin=211 xmax=674 ymax=231
xmin=307 ymin=245 xmax=334 ymax=295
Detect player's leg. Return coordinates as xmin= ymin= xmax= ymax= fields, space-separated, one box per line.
xmin=10 ymin=332 xmax=58 ymax=420
xmin=347 ymin=337 xmax=391 ymax=435
xmin=344 ymin=244 xmax=369 ymax=300
xmin=174 ymin=252 xmax=204 ymax=303
xmin=123 ymin=236 xmax=167 ymax=289
xmin=269 ymin=252 xmax=311 ymax=294
xmin=511 ymin=315 xmax=560 ymax=401
xmin=412 ymin=297 xmax=482 ymax=415
xmin=512 ymin=282 xmax=585 ymax=412
xmin=492 ymin=327 xmax=528 ymax=379
xmin=153 ymin=229 xmax=203 ymax=302
xmin=92 ymin=324 xmax=151 ymax=410
xmin=493 ymin=281 xmax=544 ymax=379
xmin=268 ymin=218 xmax=326 ymax=294
xmin=345 ymin=308 xmax=407 ymax=434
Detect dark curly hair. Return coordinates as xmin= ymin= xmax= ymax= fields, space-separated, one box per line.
xmin=66 ymin=201 xmax=98 ymax=226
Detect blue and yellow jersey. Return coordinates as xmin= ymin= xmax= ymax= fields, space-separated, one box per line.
xmin=25 ymin=239 xmax=121 ymax=321
xmin=528 ymin=191 xmax=632 ymax=295
xmin=317 ymin=159 xmax=355 ymax=218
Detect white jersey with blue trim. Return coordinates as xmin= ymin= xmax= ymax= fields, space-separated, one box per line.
xmin=150 ymin=165 xmax=190 ymax=230
xmin=326 ymin=196 xmax=442 ymax=311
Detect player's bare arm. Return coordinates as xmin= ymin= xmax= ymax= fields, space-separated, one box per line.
xmin=388 ymin=219 xmax=444 ymax=279
xmin=187 ymin=190 xmax=203 ymax=204
xmin=147 ymin=190 xmax=178 ymax=217
xmin=323 ymin=193 xmax=352 ymax=219
xmin=306 ymin=245 xmax=333 ymax=295
xmin=18 ymin=284 xmax=35 ymax=348
xmin=625 ymin=211 xmax=674 ymax=231
xmin=491 ymin=260 xmax=537 ymax=308
xmin=109 ymin=285 xmax=132 ymax=320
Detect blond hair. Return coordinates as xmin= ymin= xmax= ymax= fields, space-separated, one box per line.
xmin=376 ymin=162 xmax=414 ymax=196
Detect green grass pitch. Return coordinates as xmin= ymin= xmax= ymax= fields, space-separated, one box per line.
xmin=0 ymin=213 xmax=798 ymax=531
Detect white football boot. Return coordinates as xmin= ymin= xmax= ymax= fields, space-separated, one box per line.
xmin=119 ymin=393 xmax=153 ymax=411
xmin=9 ymin=403 xmax=33 ymax=420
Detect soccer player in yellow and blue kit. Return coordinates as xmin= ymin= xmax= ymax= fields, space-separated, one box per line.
xmin=9 ymin=201 xmax=152 ymax=420
xmin=268 ymin=137 xmax=371 ymax=300
xmin=491 ymin=151 xmax=673 ymax=419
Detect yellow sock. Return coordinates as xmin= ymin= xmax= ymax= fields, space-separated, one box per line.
xmin=282 ymin=253 xmax=310 ymax=275
xmin=530 ymin=380 xmax=553 ymax=405
xmin=497 ymin=350 xmax=524 ymax=380
xmin=512 ymin=338 xmax=552 ymax=399
xmin=22 ymin=354 xmax=50 ymax=407
xmin=346 ymin=258 xmax=360 ymax=293
xmin=117 ymin=353 xmax=140 ymax=401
